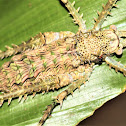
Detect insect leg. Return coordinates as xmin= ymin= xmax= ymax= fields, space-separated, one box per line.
xmin=105 ymin=57 xmax=126 ymax=76
xmin=38 ymin=64 xmax=94 ymax=126
xmin=118 ymin=30 xmax=126 ymax=48
xmin=118 ymin=30 xmax=126 ymax=38
xmin=93 ymin=0 xmax=118 ymax=30
xmin=120 ymin=39 xmax=126 ymax=48
xmin=0 ymin=31 xmax=74 ymax=59
xmin=0 ymin=33 xmax=44 ymax=59
xmin=61 ymin=0 xmax=86 ymax=32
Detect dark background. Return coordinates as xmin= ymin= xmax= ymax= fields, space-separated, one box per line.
xmin=78 ymin=91 xmax=126 ymax=126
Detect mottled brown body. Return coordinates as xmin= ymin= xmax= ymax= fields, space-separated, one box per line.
xmin=0 ymin=31 xmax=76 ymax=102
xmin=0 ymin=27 xmax=124 ymax=104
xmin=75 ymin=29 xmax=120 ymax=62
xmin=0 ymin=0 xmax=126 ymax=126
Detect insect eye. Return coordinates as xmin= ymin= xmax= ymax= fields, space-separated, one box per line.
xmin=109 ymin=25 xmax=117 ymax=31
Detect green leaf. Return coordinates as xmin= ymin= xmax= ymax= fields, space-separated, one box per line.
xmin=0 ymin=0 xmax=126 ymax=126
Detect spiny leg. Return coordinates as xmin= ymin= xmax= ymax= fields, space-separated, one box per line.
xmin=120 ymin=39 xmax=126 ymax=48
xmin=118 ymin=30 xmax=126 ymax=37
xmin=0 ymin=33 xmax=44 ymax=59
xmin=105 ymin=57 xmax=126 ymax=76
xmin=38 ymin=64 xmax=94 ymax=126
xmin=0 ymin=31 xmax=74 ymax=59
xmin=93 ymin=0 xmax=118 ymax=30
xmin=118 ymin=30 xmax=126 ymax=48
xmin=61 ymin=0 xmax=86 ymax=32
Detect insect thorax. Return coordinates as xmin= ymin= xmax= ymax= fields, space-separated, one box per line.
xmin=75 ymin=29 xmax=119 ymax=62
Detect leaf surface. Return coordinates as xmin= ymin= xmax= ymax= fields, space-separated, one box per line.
xmin=0 ymin=0 xmax=126 ymax=126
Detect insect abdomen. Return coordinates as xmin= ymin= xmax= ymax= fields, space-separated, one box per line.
xmin=0 ymin=34 xmax=79 ymax=106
